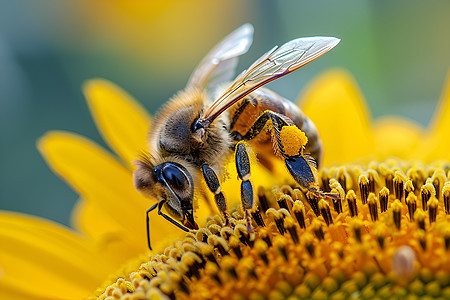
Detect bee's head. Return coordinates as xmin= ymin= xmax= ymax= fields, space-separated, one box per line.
xmin=133 ymin=159 xmax=198 ymax=230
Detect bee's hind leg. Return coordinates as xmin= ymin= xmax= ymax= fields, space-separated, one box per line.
xmin=231 ymin=109 xmax=338 ymax=201
xmin=235 ymin=142 xmax=255 ymax=233
xmin=285 ymin=155 xmax=317 ymax=191
xmin=201 ymin=164 xmax=230 ymax=226
xmin=285 ymin=155 xmax=339 ymax=200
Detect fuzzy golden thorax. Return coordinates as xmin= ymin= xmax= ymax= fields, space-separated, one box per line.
xmin=148 ymin=89 xmax=233 ymax=172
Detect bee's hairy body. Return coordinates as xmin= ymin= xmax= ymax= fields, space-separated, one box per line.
xmin=149 ymin=86 xmax=322 ymax=181
xmin=149 ymin=89 xmax=232 ymax=173
xmin=133 ymin=24 xmax=340 ymax=249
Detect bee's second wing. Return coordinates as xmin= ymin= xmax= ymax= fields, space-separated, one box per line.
xmin=186 ymin=23 xmax=254 ymax=92
xmin=202 ymin=36 xmax=340 ymax=124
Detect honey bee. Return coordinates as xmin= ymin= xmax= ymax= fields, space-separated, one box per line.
xmin=133 ymin=24 xmax=340 ymax=249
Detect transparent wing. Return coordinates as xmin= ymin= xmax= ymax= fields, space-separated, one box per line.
xmin=201 ymin=36 xmax=340 ymax=124
xmin=186 ymin=23 xmax=254 ymax=92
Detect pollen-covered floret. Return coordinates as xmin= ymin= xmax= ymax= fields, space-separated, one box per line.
xmin=94 ymin=159 xmax=450 ymax=300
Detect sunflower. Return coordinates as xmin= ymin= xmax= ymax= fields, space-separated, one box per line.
xmin=0 ymin=70 xmax=449 ymax=299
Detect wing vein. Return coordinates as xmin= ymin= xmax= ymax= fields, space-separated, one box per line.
xmin=200 ymin=36 xmax=340 ymax=126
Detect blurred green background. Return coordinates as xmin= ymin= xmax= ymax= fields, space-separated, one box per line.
xmin=0 ymin=0 xmax=449 ymax=227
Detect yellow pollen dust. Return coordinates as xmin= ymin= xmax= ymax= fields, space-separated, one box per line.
xmin=94 ymin=159 xmax=450 ymax=300
xmin=280 ymin=125 xmax=308 ymax=156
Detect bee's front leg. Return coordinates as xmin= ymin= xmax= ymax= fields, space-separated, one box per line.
xmin=201 ymin=164 xmax=230 ymax=226
xmin=235 ymin=142 xmax=254 ymax=233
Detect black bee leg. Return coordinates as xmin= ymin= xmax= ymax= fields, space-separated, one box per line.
xmin=146 ymin=203 xmax=158 ymax=250
xmin=285 ymin=155 xmax=339 ymax=200
xmin=156 ymin=201 xmax=190 ymax=231
xmin=235 ymin=142 xmax=255 ymax=233
xmin=231 ymin=110 xmax=291 ymax=156
xmin=146 ymin=201 xmax=190 ymax=250
xmin=201 ymin=164 xmax=230 ymax=226
xmin=285 ymin=155 xmax=316 ymax=191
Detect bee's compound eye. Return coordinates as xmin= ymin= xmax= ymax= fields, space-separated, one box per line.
xmin=161 ymin=164 xmax=189 ymax=192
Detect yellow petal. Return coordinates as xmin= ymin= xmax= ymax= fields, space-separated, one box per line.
xmin=71 ymin=199 xmax=140 ymax=266
xmin=71 ymin=198 xmax=120 ymax=242
xmin=0 ymin=211 xmax=112 ymax=299
xmin=372 ymin=116 xmax=424 ymax=160
xmin=83 ymin=79 xmax=151 ymax=168
xmin=420 ymin=70 xmax=450 ymax=161
xmin=38 ymin=131 xmax=183 ymax=254
xmin=298 ymin=70 xmax=374 ymax=166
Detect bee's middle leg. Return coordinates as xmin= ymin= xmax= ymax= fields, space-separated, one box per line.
xmin=235 ymin=142 xmax=255 ymax=233
xmin=201 ymin=164 xmax=230 ymax=226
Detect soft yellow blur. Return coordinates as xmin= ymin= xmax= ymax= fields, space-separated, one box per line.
xmin=299 ymin=70 xmax=374 ymax=166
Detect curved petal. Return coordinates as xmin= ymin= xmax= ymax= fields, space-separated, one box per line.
xmin=71 ymin=198 xmax=120 ymax=241
xmin=372 ymin=116 xmax=424 ymax=160
xmin=71 ymin=199 xmax=140 ymax=266
xmin=419 ymin=70 xmax=450 ymax=161
xmin=0 ymin=211 xmax=112 ymax=299
xmin=297 ymin=70 xmax=374 ymax=166
xmin=38 ymin=131 xmax=183 ymax=254
xmin=83 ymin=79 xmax=152 ymax=168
